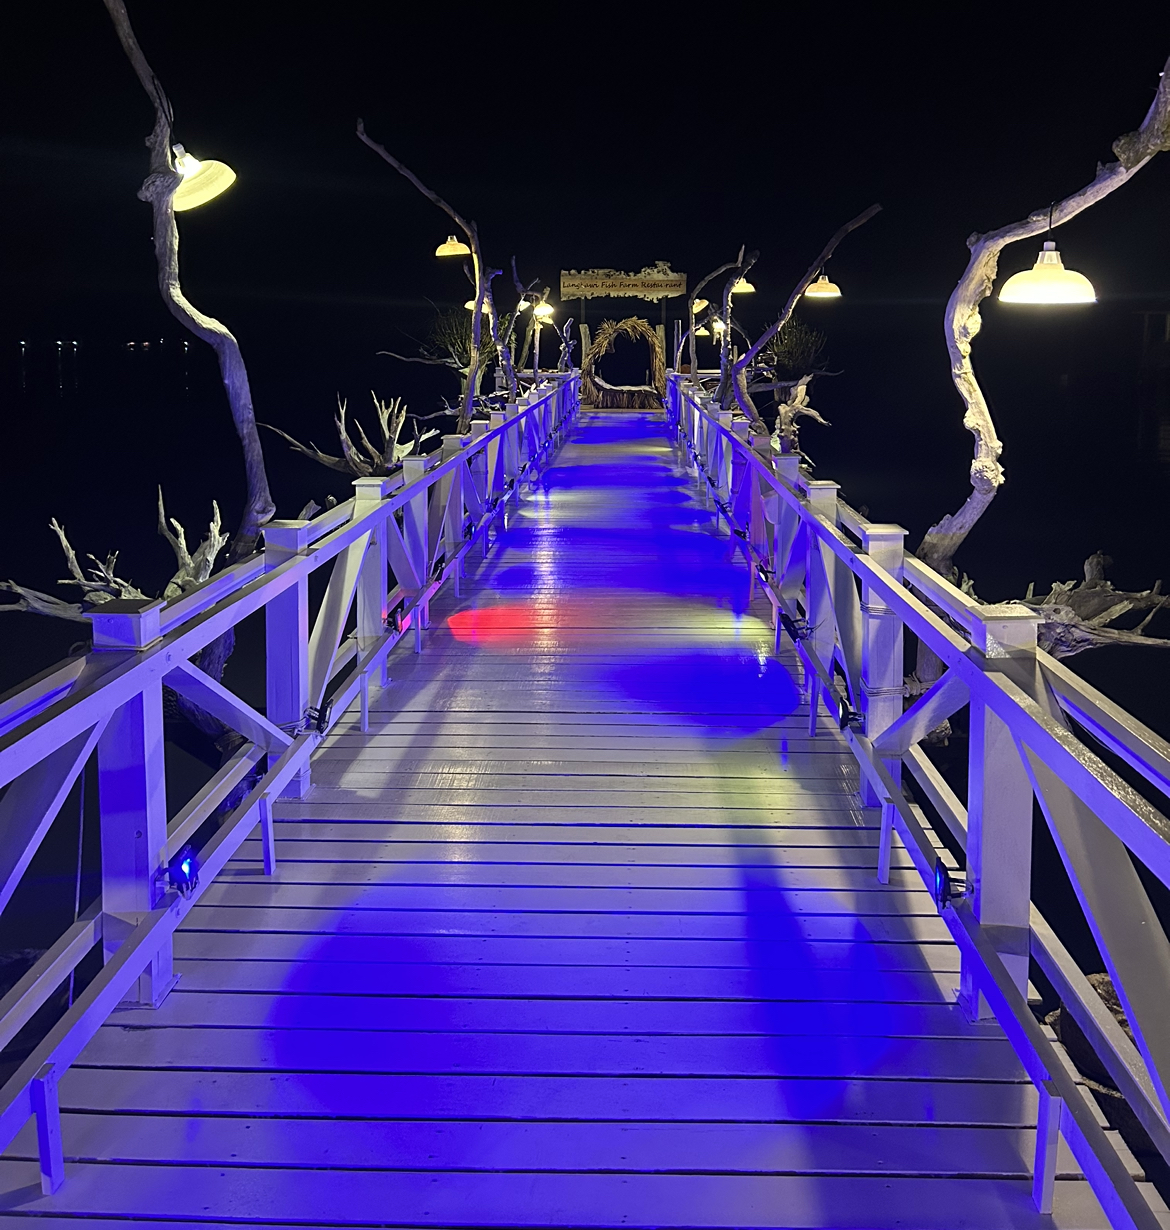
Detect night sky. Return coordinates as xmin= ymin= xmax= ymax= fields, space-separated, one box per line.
xmin=2 ymin=3 xmax=1170 ymax=713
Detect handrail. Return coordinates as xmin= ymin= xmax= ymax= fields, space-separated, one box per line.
xmin=0 ymin=372 xmax=580 ymax=1195
xmin=667 ymin=371 xmax=1170 ymax=1228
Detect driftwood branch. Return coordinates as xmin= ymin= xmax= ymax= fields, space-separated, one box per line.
xmin=679 ymin=250 xmax=743 ymax=376
xmin=716 ymin=250 xmax=758 ymax=410
xmin=356 ymin=120 xmax=496 ymax=432
xmin=730 ymin=204 xmax=881 ymax=429
xmin=918 ymin=57 xmax=1170 ymax=578
xmin=101 ymin=0 xmax=274 ymax=561
xmin=377 ymin=350 xmax=462 ymax=370
xmin=263 ymin=393 xmax=435 ymax=478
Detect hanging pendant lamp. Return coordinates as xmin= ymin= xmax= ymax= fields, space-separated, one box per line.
xmin=999 ymin=241 xmax=1096 ymax=304
xmin=172 ymin=146 xmax=236 ymax=211
xmin=437 ymin=234 xmax=471 ymax=257
xmin=732 ymin=278 xmax=755 ymax=294
xmin=803 ymin=274 xmax=842 ymax=299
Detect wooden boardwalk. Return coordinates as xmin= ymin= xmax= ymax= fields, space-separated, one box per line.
xmin=0 ymin=411 xmax=1133 ymax=1226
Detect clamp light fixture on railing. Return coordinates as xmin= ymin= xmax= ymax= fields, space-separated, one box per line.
xmin=171 ymin=145 xmax=236 ymax=211
xmin=804 ymin=273 xmax=842 ymax=299
xmin=731 ymin=277 xmax=755 ymax=294
xmin=999 ymin=241 xmax=1096 ymax=304
xmin=436 ymin=234 xmax=471 ymax=257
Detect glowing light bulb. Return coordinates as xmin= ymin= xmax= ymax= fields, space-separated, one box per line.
xmin=436 ymin=234 xmax=471 ymax=257
xmin=732 ymin=278 xmax=755 ymax=294
xmin=171 ymin=145 xmax=236 ymax=211
xmin=998 ymin=241 xmax=1096 ymax=304
xmin=803 ymin=274 xmax=841 ymax=299
xmin=712 ymin=318 xmax=726 ymax=333
xmin=533 ymin=302 xmax=554 ymax=319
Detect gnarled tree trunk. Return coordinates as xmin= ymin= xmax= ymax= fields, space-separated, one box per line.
xmin=103 ymin=0 xmax=274 ymax=564
xmin=917 ymin=57 xmax=1170 ymax=580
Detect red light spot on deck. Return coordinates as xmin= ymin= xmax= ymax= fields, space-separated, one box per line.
xmin=446 ymin=604 xmax=545 ymax=646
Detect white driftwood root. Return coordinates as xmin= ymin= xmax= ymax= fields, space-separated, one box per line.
xmin=919 ymin=57 xmax=1170 ymax=579
xmin=1 ymin=501 xmax=227 ymax=621
xmin=264 ymin=393 xmax=436 ymax=478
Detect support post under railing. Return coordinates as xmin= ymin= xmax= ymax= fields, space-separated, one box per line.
xmin=962 ymin=604 xmax=1041 ymax=1019
xmin=749 ymin=434 xmax=773 ymax=607
xmin=709 ymin=411 xmax=728 ymax=505
xmin=487 ymin=411 xmax=505 ymax=548
xmin=92 ymin=599 xmax=174 ymax=1008
xmin=354 ymin=476 xmax=398 ymax=719
xmin=30 ymin=1062 xmax=63 ymax=1194
xmin=439 ymin=436 xmax=466 ymax=593
xmin=860 ymin=523 xmax=907 ymax=873
xmin=264 ymin=521 xmax=312 ymax=797
xmin=504 ymin=404 xmax=521 ymax=490
xmin=803 ymin=481 xmax=839 ymax=735
xmin=400 ymin=456 xmax=429 ymax=651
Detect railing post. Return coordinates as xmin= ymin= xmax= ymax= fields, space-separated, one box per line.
xmin=439 ymin=435 xmax=466 ymax=592
xmin=504 ymin=403 xmax=520 ymax=491
xmin=730 ymin=418 xmax=750 ymax=533
xmin=962 ymin=604 xmax=1041 ymax=1018
xmin=771 ymin=452 xmax=803 ymax=653
xmin=749 ymin=433 xmax=774 ymax=607
xmin=803 ymin=481 xmax=838 ymax=735
xmin=264 ymin=521 xmax=312 ymax=797
xmin=713 ymin=410 xmax=732 ymax=504
xmin=486 ymin=411 xmax=505 ymax=550
xmin=860 ymin=524 xmax=907 ymax=876
xmin=400 ymin=455 xmax=430 ymax=651
xmin=92 ymin=599 xmax=174 ymax=1007
xmin=353 ymin=476 xmax=398 ymax=720
xmin=469 ymin=419 xmax=489 ymax=549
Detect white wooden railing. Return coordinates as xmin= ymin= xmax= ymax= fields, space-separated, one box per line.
xmin=667 ymin=372 xmax=1170 ymax=1229
xmin=0 ymin=373 xmax=579 ymax=1194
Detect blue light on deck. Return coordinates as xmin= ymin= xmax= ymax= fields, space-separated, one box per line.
xmin=168 ymin=843 xmax=200 ymax=898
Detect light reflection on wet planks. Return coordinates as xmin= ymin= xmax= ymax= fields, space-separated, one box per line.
xmin=0 ymin=412 xmax=1125 ymax=1227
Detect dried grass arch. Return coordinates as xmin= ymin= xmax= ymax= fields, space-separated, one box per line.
xmin=581 ymin=317 xmax=667 ymax=409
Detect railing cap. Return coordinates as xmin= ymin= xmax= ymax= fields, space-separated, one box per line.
xmin=969 ymin=603 xmax=1040 ymax=657
xmin=90 ymin=598 xmax=166 ymax=651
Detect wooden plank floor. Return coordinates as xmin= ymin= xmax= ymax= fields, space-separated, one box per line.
xmin=0 ymin=411 xmax=1143 ymax=1227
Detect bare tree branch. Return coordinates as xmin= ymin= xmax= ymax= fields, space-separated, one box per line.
xmin=918 ymin=58 xmax=1170 ymax=578
xmin=101 ymin=0 xmax=274 ymax=560
xmin=731 ymin=204 xmax=881 ymax=426
xmin=678 ymin=250 xmax=743 ymax=376
xmin=356 ymin=120 xmax=496 ymax=432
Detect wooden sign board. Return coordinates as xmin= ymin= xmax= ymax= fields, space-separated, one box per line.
xmin=561 ymin=262 xmax=686 ymax=303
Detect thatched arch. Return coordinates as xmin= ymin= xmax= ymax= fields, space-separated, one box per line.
xmin=581 ymin=317 xmax=666 ymax=409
